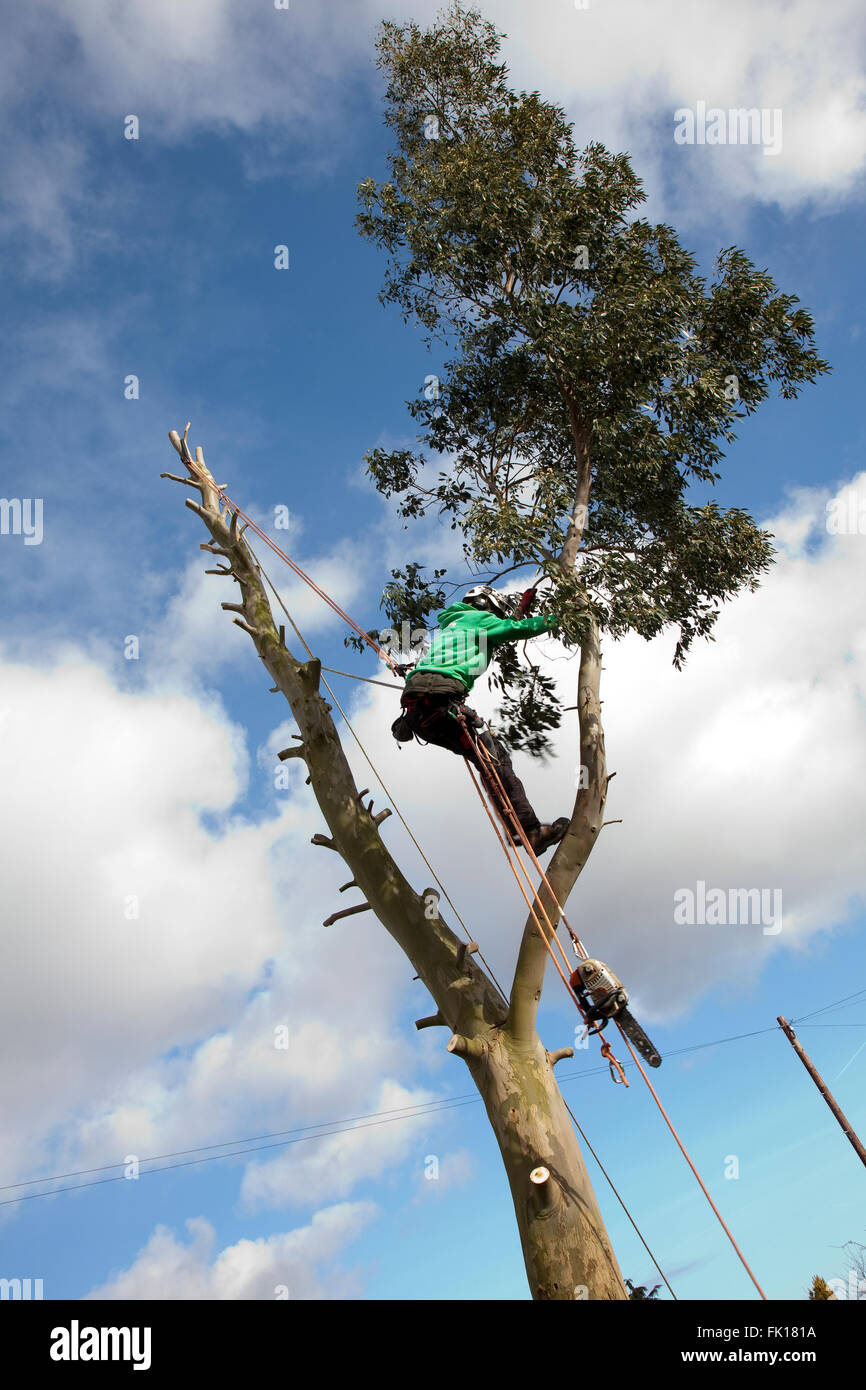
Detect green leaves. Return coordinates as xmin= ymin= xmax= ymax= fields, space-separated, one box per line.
xmin=488 ymin=645 xmax=562 ymax=757
xmin=381 ymin=562 xmax=448 ymax=633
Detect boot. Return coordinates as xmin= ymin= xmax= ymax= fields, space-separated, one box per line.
xmin=526 ymin=818 xmax=569 ymax=855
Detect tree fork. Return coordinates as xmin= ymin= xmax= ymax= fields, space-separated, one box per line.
xmin=163 ymin=426 xmax=626 ymax=1300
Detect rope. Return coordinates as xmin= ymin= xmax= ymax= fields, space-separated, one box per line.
xmin=321 ymin=666 xmax=403 ymax=690
xmin=461 ymin=738 xmax=628 ymax=1084
xmin=561 ymin=1094 xmax=677 ymax=1300
xmin=470 ymin=730 xmax=592 ymax=963
xmin=176 ymin=440 xmax=399 ymax=673
xmin=613 ymin=1029 xmax=767 ymax=1300
xmin=462 ymin=724 xmax=768 ymax=1300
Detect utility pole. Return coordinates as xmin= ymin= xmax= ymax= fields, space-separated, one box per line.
xmin=777 ymin=1017 xmax=866 ymax=1169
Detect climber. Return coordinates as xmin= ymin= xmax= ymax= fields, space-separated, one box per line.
xmin=391 ymin=583 xmax=569 ymax=855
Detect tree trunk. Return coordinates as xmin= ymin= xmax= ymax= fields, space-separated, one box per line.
xmin=163 ymin=431 xmax=627 ymax=1301
xmin=466 ymin=1027 xmax=626 ymax=1298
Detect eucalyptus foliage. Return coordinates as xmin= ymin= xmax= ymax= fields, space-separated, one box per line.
xmin=355 ymin=3 xmax=829 ymax=752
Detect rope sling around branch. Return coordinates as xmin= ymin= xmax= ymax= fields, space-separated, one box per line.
xmin=464 ymin=727 xmax=768 ymax=1301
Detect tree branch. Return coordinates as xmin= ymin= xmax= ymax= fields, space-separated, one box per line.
xmin=557 ymin=397 xmax=593 ymax=570
xmin=506 ymin=614 xmax=607 ymax=1043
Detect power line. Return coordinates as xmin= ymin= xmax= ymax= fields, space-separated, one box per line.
xmin=793 ymin=988 xmax=866 ymax=1024
xmin=0 ymin=1098 xmax=479 ymax=1208
xmin=1 ymin=1020 xmax=787 ymax=1204
xmin=0 ymin=1095 xmax=480 ymax=1194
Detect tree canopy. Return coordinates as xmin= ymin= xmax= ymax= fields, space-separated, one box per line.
xmin=355 ymin=3 xmax=829 ymax=750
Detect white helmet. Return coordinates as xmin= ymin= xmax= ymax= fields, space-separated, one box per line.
xmin=462 ymin=584 xmax=511 ymax=618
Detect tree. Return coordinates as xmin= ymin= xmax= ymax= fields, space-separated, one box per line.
xmin=162 ymin=4 xmax=828 ymax=1299
xmin=626 ymin=1279 xmax=661 ymax=1300
xmin=808 ymin=1276 xmax=837 ymax=1300
xmin=839 ymin=1230 xmax=866 ymax=1299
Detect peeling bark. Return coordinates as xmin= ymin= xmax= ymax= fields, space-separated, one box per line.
xmin=468 ymin=1030 xmax=625 ymax=1299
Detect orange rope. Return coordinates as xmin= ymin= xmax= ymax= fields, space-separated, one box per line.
xmin=614 ymin=1027 xmax=767 ymax=1299
xmin=471 ymin=733 xmax=590 ymax=964
xmin=461 ymin=753 xmax=628 ymax=1085
xmin=464 ymin=753 xmax=573 ymax=972
xmin=464 ymin=762 xmax=581 ymax=998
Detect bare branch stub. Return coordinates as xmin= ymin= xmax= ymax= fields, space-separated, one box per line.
xmin=311 ymin=833 xmax=337 ymax=851
xmin=456 ymin=940 xmax=479 ymax=970
xmin=447 ymin=1033 xmax=486 ymax=1059
xmin=162 ymin=420 xmax=627 ymax=1300
xmin=323 ymin=902 xmax=373 ymax=928
xmin=546 ymin=1047 xmax=574 ymax=1067
xmin=160 ymin=471 xmax=202 ymax=489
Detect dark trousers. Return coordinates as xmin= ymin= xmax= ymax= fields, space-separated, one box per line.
xmin=401 ymin=674 xmax=540 ymax=833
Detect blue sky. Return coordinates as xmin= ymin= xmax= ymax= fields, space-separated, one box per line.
xmin=1 ymin=0 xmax=865 ymax=1301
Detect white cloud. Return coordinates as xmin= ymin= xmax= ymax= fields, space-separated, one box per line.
xmin=87 ymin=1202 xmax=376 ymax=1300
xmin=240 ymin=1080 xmax=438 ymax=1209
xmin=414 ymin=1146 xmax=476 ymax=1200
xmin=0 ymin=653 xmax=284 ymax=1180
xmin=137 ymin=521 xmax=377 ymax=685
xmin=0 ymin=640 xmax=448 ymax=1206
xmin=2 ymin=0 xmax=863 ymax=270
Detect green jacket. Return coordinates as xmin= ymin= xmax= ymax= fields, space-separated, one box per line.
xmin=410 ymin=603 xmax=556 ymax=693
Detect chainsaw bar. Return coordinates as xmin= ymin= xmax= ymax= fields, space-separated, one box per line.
xmin=616 ymin=1007 xmax=662 ymax=1068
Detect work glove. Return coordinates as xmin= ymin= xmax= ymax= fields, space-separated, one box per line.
xmin=515 ymin=587 xmax=537 ymax=618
